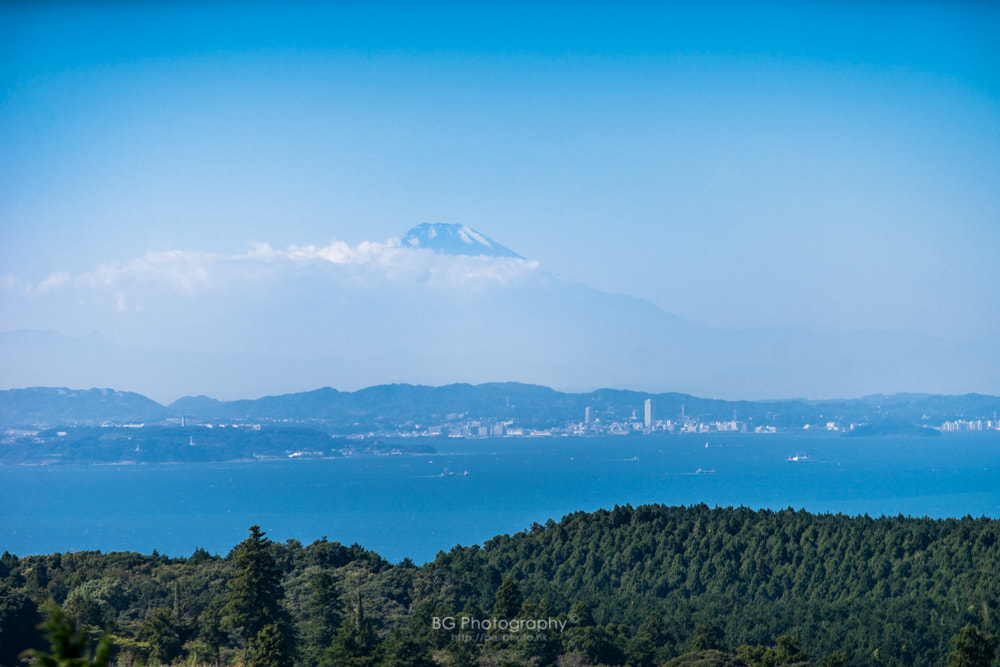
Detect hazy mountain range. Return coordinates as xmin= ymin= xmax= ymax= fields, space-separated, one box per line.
xmin=3 ymin=384 xmax=998 ymax=433
xmin=2 ymin=223 xmax=998 ymax=403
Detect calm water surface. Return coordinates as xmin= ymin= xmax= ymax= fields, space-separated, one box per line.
xmin=2 ymin=432 xmax=998 ymax=563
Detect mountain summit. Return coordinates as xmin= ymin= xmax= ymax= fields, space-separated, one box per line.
xmin=402 ymin=223 xmax=524 ymax=259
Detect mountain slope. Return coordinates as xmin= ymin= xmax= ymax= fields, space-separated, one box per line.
xmin=0 ymin=386 xmax=167 ymax=428
xmin=2 ymin=224 xmax=998 ymax=402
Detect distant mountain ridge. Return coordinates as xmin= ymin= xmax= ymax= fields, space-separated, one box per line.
xmin=0 ymin=387 xmax=167 ymax=429
xmin=2 ymin=383 xmax=998 ymax=432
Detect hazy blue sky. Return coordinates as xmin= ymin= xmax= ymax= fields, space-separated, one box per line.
xmin=3 ymin=1 xmax=999 ymax=340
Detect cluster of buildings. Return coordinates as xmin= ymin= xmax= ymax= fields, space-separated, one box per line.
xmin=404 ymin=400 xmax=765 ymax=438
xmin=578 ymin=399 xmax=758 ymax=435
xmin=424 ymin=420 xmax=508 ymax=437
xmin=99 ymin=402 xmax=1000 ymax=440
xmin=939 ymin=419 xmax=1000 ymax=432
xmin=396 ymin=401 xmax=1000 ymax=439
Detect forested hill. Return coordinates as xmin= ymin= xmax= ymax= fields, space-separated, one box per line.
xmin=433 ymin=504 xmax=1000 ymax=664
xmin=3 ymin=505 xmax=998 ymax=666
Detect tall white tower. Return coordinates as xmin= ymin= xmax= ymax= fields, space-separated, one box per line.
xmin=644 ymin=399 xmax=653 ymax=429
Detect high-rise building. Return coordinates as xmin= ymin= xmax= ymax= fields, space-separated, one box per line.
xmin=585 ymin=406 xmax=592 ymax=424
xmin=644 ymin=399 xmax=653 ymax=429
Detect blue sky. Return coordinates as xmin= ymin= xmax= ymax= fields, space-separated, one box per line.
xmin=2 ymin=1 xmax=1000 ymax=341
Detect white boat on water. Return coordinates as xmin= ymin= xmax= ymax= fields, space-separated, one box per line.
xmin=787 ymin=453 xmax=809 ymax=462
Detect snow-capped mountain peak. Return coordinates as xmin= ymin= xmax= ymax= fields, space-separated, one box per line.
xmin=402 ymin=223 xmax=524 ymax=259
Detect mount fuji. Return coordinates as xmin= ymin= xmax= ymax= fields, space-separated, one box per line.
xmin=402 ymin=222 xmax=524 ymax=259
xmin=1 ymin=223 xmax=998 ymax=403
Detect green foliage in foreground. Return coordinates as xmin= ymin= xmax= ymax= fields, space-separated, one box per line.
xmin=24 ymin=601 xmax=111 ymax=667
xmin=2 ymin=505 xmax=999 ymax=666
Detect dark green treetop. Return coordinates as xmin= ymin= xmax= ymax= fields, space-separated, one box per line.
xmin=947 ymin=625 xmax=996 ymax=667
xmin=492 ymin=579 xmax=522 ymax=619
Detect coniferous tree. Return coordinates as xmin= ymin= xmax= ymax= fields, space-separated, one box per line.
xmin=221 ymin=526 xmax=294 ymax=664
xmin=625 ymin=612 xmax=674 ymax=667
xmin=690 ymin=622 xmax=724 ymax=651
xmin=947 ymin=625 xmax=996 ymax=667
xmin=195 ymin=598 xmax=228 ymax=667
xmin=24 ymin=602 xmax=111 ymax=667
xmin=172 ymin=580 xmax=182 ymax=620
xmin=443 ymin=640 xmax=478 ymax=667
xmin=321 ymin=589 xmax=379 ymax=667
xmin=247 ymin=622 xmax=294 ymax=667
xmin=569 ymin=601 xmax=595 ymax=628
xmin=562 ymin=601 xmax=625 ymax=666
xmin=136 ymin=607 xmax=185 ymax=664
xmin=2 ymin=583 xmax=44 ymax=666
xmin=492 ymin=579 xmax=522 ymax=619
xmin=775 ymin=635 xmax=808 ymax=665
xmin=300 ymin=570 xmax=343 ymax=667
xmin=379 ymin=629 xmax=436 ymax=667
xmin=817 ymin=651 xmax=847 ymax=667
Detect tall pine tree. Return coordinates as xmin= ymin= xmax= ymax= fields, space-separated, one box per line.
xmin=221 ymin=526 xmax=295 ymax=666
xmin=321 ymin=588 xmax=379 ymax=667
xmin=300 ymin=570 xmax=343 ymax=667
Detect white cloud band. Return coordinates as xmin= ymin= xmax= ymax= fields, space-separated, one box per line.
xmin=4 ymin=236 xmax=542 ymax=301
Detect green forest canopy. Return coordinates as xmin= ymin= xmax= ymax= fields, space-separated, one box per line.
xmin=2 ymin=505 xmax=998 ymax=666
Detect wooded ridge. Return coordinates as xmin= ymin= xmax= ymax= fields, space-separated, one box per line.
xmin=2 ymin=504 xmax=997 ymax=666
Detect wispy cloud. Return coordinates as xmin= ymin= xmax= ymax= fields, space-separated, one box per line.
xmin=3 ymin=271 xmax=73 ymax=296
xmin=3 ymin=236 xmax=543 ymax=300
xmin=274 ymin=238 xmax=540 ymax=286
xmin=82 ymin=250 xmax=220 ymax=293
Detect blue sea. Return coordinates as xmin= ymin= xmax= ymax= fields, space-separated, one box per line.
xmin=2 ymin=432 xmax=999 ymax=563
